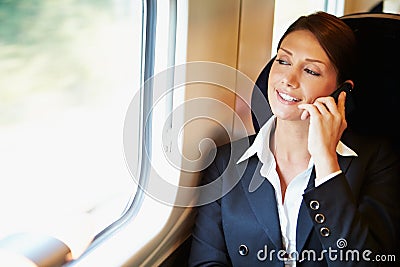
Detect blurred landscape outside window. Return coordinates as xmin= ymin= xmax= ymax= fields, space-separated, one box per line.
xmin=0 ymin=0 xmax=142 ymax=249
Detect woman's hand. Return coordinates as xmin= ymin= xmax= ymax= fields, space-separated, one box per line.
xmin=298 ymin=91 xmax=348 ymax=178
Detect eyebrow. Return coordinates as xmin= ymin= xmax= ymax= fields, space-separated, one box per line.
xmin=279 ymin=47 xmax=327 ymax=65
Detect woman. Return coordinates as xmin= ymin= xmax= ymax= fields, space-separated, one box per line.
xmin=188 ymin=11 xmax=399 ymax=266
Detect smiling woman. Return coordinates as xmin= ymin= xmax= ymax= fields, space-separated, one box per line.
xmin=189 ymin=11 xmax=400 ymax=267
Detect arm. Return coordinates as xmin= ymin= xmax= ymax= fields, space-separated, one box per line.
xmin=188 ymin=157 xmax=232 ymax=267
xmin=299 ymin=93 xmax=399 ymax=265
xmin=303 ymin=138 xmax=400 ymax=266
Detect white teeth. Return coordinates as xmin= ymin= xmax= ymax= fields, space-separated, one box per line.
xmin=278 ymin=92 xmax=300 ymax=102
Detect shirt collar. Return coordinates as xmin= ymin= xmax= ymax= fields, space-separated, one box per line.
xmin=237 ymin=115 xmax=275 ymax=164
xmin=237 ymin=115 xmax=358 ymax=164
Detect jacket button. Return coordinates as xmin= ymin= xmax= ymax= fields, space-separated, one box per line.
xmin=309 ymin=200 xmax=320 ymax=210
xmin=315 ymin=213 xmax=325 ymax=224
xmin=320 ymin=227 xmax=330 ymax=237
xmin=238 ymin=244 xmax=249 ymax=256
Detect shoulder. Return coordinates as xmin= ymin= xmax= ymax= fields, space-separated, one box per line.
xmin=342 ymin=129 xmax=399 ymax=164
xmin=199 ymin=135 xmax=257 ymax=183
xmin=210 ymin=135 xmax=256 ymax=164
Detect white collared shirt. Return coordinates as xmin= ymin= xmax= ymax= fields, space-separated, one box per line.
xmin=237 ymin=115 xmax=357 ymax=266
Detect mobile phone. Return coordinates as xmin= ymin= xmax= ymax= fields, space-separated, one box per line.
xmin=330 ymin=82 xmax=352 ymax=103
xmin=330 ymin=82 xmax=354 ymax=115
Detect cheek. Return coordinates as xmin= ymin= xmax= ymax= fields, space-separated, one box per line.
xmin=312 ymin=80 xmax=337 ymax=97
xmin=267 ymin=66 xmax=281 ymax=92
xmin=268 ymin=64 xmax=281 ymax=83
xmin=267 ymin=78 xmax=277 ymax=102
xmin=303 ymin=82 xmax=336 ymax=103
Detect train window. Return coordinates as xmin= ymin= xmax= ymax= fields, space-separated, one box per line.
xmin=67 ymin=0 xmax=190 ymax=266
xmin=0 ymin=0 xmax=144 ymax=264
xmin=383 ymin=0 xmax=400 ymax=13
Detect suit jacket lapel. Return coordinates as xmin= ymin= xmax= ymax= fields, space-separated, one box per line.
xmin=239 ymin=157 xmax=283 ymax=250
xmin=296 ymin=168 xmax=315 ymax=252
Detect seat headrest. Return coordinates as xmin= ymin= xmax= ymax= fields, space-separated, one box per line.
xmin=341 ymin=13 xmax=400 ymax=138
xmin=251 ymin=13 xmax=400 ymax=153
xmin=251 ymin=56 xmax=274 ymax=133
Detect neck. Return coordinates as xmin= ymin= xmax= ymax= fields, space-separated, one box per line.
xmin=273 ymin=119 xmax=310 ymax=162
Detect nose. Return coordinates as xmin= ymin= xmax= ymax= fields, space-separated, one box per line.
xmin=281 ymin=68 xmax=300 ymax=88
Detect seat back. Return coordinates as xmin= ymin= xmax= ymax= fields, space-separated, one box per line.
xmin=341 ymin=13 xmax=400 ymax=155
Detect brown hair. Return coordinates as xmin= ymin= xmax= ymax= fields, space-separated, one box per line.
xmin=277 ymin=11 xmax=356 ymax=84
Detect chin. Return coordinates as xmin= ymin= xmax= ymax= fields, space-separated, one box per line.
xmin=274 ymin=110 xmax=303 ymax=121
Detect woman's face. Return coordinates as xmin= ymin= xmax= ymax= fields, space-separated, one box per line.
xmin=268 ymin=30 xmax=338 ymax=121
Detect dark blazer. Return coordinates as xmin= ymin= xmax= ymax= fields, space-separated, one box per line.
xmin=188 ymin=129 xmax=400 ymax=266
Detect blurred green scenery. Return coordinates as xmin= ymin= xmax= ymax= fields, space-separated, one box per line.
xmin=0 ymin=0 xmax=134 ymax=125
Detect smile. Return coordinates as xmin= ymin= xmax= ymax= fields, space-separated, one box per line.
xmin=278 ymin=91 xmax=301 ymax=102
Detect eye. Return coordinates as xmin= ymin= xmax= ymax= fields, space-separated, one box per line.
xmin=276 ymin=59 xmax=290 ymax=65
xmin=304 ymin=68 xmax=320 ymax=76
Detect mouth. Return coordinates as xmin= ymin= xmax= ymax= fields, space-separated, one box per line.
xmin=277 ymin=91 xmax=301 ymax=102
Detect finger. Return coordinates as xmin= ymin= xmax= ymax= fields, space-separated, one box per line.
xmin=298 ymin=103 xmax=320 ymax=118
xmin=337 ymin=91 xmax=347 ymax=117
xmin=314 ymin=97 xmax=339 ymax=114
xmin=313 ymin=101 xmax=330 ymax=115
xmin=301 ymin=109 xmax=309 ymax=120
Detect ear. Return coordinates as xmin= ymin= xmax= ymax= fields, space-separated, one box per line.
xmin=344 ymin=80 xmax=355 ymax=90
